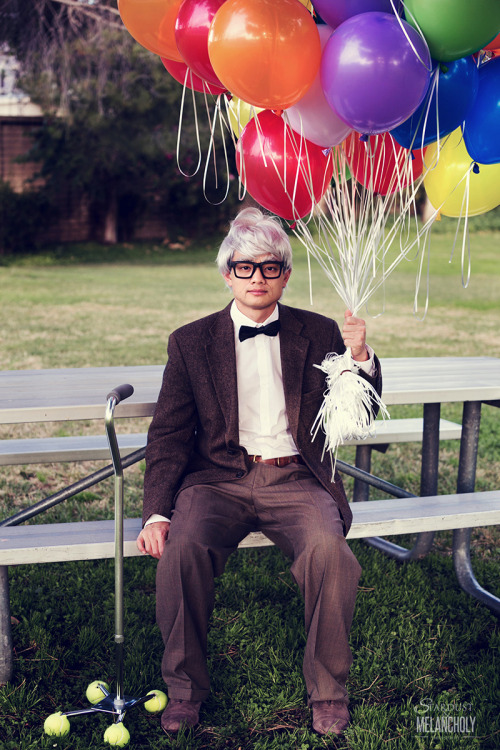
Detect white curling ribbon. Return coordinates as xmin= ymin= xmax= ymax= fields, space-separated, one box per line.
xmin=311 ymin=347 xmax=390 ymax=479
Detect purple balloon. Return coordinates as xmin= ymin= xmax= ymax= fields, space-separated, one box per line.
xmin=313 ymin=0 xmax=400 ymax=30
xmin=321 ymin=12 xmax=432 ymax=134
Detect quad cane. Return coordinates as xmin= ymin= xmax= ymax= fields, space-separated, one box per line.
xmin=44 ymin=384 xmax=167 ymax=746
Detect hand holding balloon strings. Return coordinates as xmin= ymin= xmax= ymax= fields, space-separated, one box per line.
xmin=342 ymin=310 xmax=369 ymax=362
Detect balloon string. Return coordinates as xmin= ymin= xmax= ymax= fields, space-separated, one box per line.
xmin=461 ymin=172 xmax=472 ymax=289
xmin=449 ymin=164 xmax=472 ymax=289
xmin=253 ymin=113 xmax=269 ymax=169
xmin=176 ymin=70 xmax=202 ymax=178
xmin=281 ymin=111 xmax=322 ymax=224
xmin=282 ymin=117 xmax=313 ymax=223
xmin=293 ymin=137 xmax=439 ymax=315
xmin=296 ymin=120 xmax=476 ymax=321
xmin=364 ymin=160 xmax=472 ymax=308
xmin=396 ymin=1 xmax=433 ymax=71
xmin=405 ymin=65 xmax=440 ymax=154
xmin=422 ymin=127 xmax=456 ymax=176
xmin=413 ymin=222 xmax=431 ymax=321
xmin=221 ymin=94 xmax=238 ymax=148
xmin=306 ymin=245 xmax=314 ymax=307
xmin=201 ymin=95 xmax=231 ymax=206
xmin=282 ymin=114 xmax=301 ymax=222
xmin=432 ymin=67 xmax=441 ymax=152
xmin=219 ymin=95 xmax=249 ymax=203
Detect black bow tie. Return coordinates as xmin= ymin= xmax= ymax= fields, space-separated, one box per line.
xmin=239 ymin=320 xmax=281 ymax=342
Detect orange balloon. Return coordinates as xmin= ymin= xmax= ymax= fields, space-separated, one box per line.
xmin=118 ymin=0 xmax=184 ymax=61
xmin=208 ymin=0 xmax=321 ymax=110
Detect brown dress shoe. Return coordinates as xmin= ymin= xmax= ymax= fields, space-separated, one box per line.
xmin=312 ymin=699 xmax=350 ymax=736
xmin=161 ymin=699 xmax=202 ymax=733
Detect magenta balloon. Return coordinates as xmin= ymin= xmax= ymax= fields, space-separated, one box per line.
xmin=236 ymin=110 xmax=334 ymax=220
xmin=175 ymin=0 xmax=226 ymax=87
xmin=286 ymin=25 xmax=352 ymax=147
xmin=321 ymin=12 xmax=431 ymax=134
xmin=312 ymin=0 xmax=400 ymax=30
xmin=161 ymin=57 xmax=227 ymax=94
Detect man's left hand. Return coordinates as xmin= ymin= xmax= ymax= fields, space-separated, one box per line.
xmin=342 ymin=310 xmax=369 ymax=361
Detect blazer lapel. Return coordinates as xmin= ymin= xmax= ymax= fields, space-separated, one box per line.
xmin=278 ymin=304 xmax=310 ymax=439
xmin=203 ymin=302 xmax=310 ymax=445
xmin=204 ymin=303 xmax=240 ymax=441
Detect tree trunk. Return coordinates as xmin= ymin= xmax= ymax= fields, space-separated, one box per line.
xmin=102 ymin=190 xmax=118 ymax=244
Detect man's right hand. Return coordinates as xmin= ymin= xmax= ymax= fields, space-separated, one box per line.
xmin=136 ymin=521 xmax=170 ymax=559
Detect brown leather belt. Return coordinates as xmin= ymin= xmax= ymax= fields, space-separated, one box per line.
xmin=248 ymin=454 xmax=305 ymax=467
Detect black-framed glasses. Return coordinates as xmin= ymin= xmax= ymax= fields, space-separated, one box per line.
xmin=229 ymin=260 xmax=284 ymax=279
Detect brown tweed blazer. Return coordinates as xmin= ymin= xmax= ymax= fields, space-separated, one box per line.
xmin=143 ymin=301 xmax=382 ymax=535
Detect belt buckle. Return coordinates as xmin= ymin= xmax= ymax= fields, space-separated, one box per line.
xmin=276 ymin=456 xmax=285 ymax=467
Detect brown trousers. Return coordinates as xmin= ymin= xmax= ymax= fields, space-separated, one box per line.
xmin=155 ymin=462 xmax=361 ymax=705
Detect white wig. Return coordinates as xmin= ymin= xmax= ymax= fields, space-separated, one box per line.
xmin=216 ymin=207 xmax=293 ymax=276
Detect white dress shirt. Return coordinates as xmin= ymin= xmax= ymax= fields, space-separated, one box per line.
xmin=146 ymin=302 xmax=375 ymax=525
xmin=231 ymin=302 xmax=298 ymax=459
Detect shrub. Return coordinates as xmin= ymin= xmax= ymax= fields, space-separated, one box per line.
xmin=0 ymin=181 xmax=54 ymax=255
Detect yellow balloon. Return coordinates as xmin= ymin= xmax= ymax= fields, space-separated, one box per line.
xmin=227 ymin=97 xmax=263 ymax=138
xmin=424 ymin=128 xmax=500 ymax=217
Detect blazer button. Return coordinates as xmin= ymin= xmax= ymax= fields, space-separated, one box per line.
xmin=227 ymin=449 xmax=237 ymax=455
xmin=235 ymin=470 xmax=245 ymax=478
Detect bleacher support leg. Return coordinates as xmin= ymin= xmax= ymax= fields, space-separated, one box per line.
xmin=453 ymin=400 xmax=500 ymax=616
xmin=0 ymin=566 xmax=13 ymax=684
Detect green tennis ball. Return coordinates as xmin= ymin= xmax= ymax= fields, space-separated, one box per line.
xmin=143 ymin=689 xmax=168 ymax=713
xmin=86 ymin=680 xmax=110 ymax=705
xmin=44 ymin=711 xmax=70 ymax=737
xmin=104 ymin=723 xmax=130 ymax=747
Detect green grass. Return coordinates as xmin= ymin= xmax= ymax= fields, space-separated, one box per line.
xmin=0 ymin=229 xmax=499 ymax=371
xmin=0 ymin=231 xmax=499 ymax=749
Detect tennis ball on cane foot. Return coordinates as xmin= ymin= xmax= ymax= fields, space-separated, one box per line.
xmin=44 ymin=711 xmax=70 ymax=737
xmin=86 ymin=680 xmax=110 ymax=704
xmin=104 ymin=722 xmax=130 ymax=747
xmin=143 ymin=689 xmax=168 ymax=713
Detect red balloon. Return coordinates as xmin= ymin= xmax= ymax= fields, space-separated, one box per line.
xmin=484 ymin=31 xmax=500 ymax=51
xmin=236 ymin=110 xmax=334 ymax=220
xmin=161 ymin=57 xmax=227 ymax=94
xmin=346 ymin=132 xmax=426 ymax=195
xmin=175 ymin=0 xmax=226 ymax=87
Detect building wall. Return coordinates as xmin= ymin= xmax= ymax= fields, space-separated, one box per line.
xmin=0 ymin=116 xmax=93 ymax=243
xmin=0 ymin=117 xmax=46 ymax=193
xmin=1 ymin=50 xmax=170 ymax=244
xmin=0 ymin=116 xmax=169 ymax=244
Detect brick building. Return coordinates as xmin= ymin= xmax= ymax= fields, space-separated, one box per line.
xmin=0 ymin=48 xmax=170 ymax=245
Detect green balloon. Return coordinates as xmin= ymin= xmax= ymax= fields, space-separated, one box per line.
xmin=405 ymin=0 xmax=500 ymax=62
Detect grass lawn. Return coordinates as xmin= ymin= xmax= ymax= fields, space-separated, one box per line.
xmin=0 ymin=228 xmax=499 ymax=749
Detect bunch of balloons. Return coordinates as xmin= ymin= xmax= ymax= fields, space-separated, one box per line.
xmin=118 ymin=0 xmax=500 ymax=222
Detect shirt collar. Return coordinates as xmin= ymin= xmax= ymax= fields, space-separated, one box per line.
xmin=230 ymin=301 xmax=280 ymax=330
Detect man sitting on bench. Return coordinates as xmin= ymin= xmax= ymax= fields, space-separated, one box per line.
xmin=136 ymin=207 xmax=382 ymax=737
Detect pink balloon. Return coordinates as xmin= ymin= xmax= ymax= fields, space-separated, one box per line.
xmin=161 ymin=57 xmax=227 ymax=94
xmin=285 ymin=25 xmax=352 ymax=147
xmin=175 ymin=0 xmax=226 ymax=87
